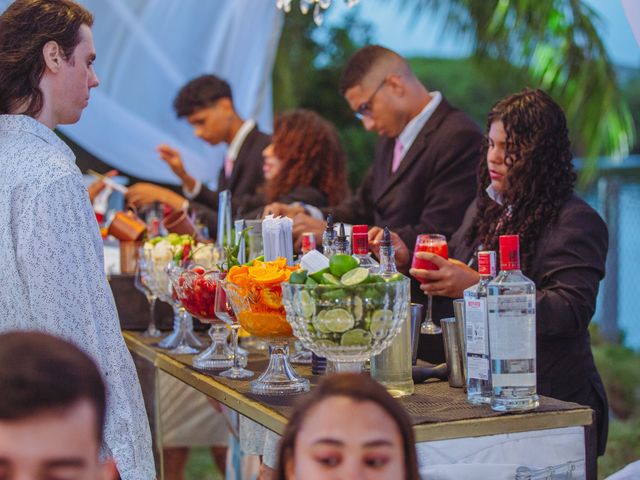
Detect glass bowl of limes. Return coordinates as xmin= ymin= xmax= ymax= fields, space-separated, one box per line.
xmin=282 ymin=257 xmax=410 ymax=373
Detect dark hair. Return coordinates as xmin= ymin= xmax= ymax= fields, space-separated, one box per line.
xmin=274 ymin=373 xmax=420 ymax=480
xmin=0 ymin=331 xmax=106 ymax=442
xmin=466 ymin=88 xmax=576 ymax=270
xmin=339 ymin=45 xmax=401 ymax=95
xmin=173 ymin=74 xmax=233 ymax=117
xmin=264 ymin=109 xmax=349 ymax=206
xmin=0 ymin=0 xmax=94 ymax=116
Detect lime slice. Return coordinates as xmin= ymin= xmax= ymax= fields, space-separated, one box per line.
xmin=309 ymin=267 xmax=329 ymax=283
xmin=353 ymin=296 xmax=363 ymax=322
xmin=368 ymin=275 xmax=387 ymax=284
xmin=313 ymin=310 xmax=332 ymax=334
xmin=315 ymin=308 xmax=354 ymax=333
xmin=340 ymin=328 xmax=372 ymax=346
xmin=385 ymin=273 xmax=405 ymax=283
xmin=341 ymin=267 xmax=369 ymax=286
xmin=370 ymin=309 xmax=393 ymax=336
xmin=305 ymin=276 xmax=318 ymax=286
xmin=321 ymin=273 xmax=342 ymax=286
xmin=329 ymin=254 xmax=359 ymax=277
xmin=299 ymin=290 xmax=315 ymax=319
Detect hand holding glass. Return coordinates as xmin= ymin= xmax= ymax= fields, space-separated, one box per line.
xmin=411 ymin=234 xmax=448 ymax=335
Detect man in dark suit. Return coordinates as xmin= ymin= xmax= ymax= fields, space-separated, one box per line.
xmin=127 ymin=75 xmax=270 ymax=235
xmin=268 ymin=45 xmax=481 ymax=251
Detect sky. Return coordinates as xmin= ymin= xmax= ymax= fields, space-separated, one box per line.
xmin=323 ymin=0 xmax=640 ymax=68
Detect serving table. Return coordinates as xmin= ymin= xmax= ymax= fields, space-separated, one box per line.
xmin=124 ymin=331 xmax=596 ymax=480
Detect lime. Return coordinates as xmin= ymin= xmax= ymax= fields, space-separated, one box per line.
xmin=353 ymin=296 xmax=363 ymax=322
xmin=368 ymin=275 xmax=387 ymax=284
xmin=289 ymin=269 xmax=308 ymax=285
xmin=309 ymin=267 xmax=330 ymax=283
xmin=313 ymin=310 xmax=332 ymax=334
xmin=385 ymin=273 xmax=405 ymax=283
xmin=341 ymin=267 xmax=369 ymax=286
xmin=321 ymin=273 xmax=342 ymax=286
xmin=304 ymin=276 xmax=318 ymax=286
xmin=299 ymin=290 xmax=315 ymax=319
xmin=315 ymin=308 xmax=354 ymax=333
xmin=340 ymin=328 xmax=372 ymax=347
xmin=369 ymin=309 xmax=393 ymax=336
xmin=321 ymin=288 xmax=348 ymax=301
xmin=329 ymin=254 xmax=359 ymax=277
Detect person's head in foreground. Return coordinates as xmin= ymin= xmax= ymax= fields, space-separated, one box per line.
xmin=274 ymin=373 xmax=420 ymax=480
xmin=467 ymin=87 xmax=576 ymax=269
xmin=0 ymin=331 xmax=116 ymax=480
xmin=262 ymin=109 xmax=349 ymax=206
xmin=0 ymin=0 xmax=98 ymax=128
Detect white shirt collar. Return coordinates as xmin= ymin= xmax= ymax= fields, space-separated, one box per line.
xmin=226 ymin=119 xmax=256 ymax=162
xmin=0 ymin=114 xmax=75 ymax=163
xmin=485 ymin=184 xmax=504 ymax=205
xmin=397 ymin=91 xmax=442 ymax=160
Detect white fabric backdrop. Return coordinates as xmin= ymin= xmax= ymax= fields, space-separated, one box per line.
xmin=0 ymin=0 xmax=283 ymax=185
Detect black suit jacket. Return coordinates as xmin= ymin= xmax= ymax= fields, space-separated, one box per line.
xmin=448 ymin=194 xmax=609 ymax=455
xmin=190 ymin=125 xmax=270 ymax=233
xmin=325 ymin=98 xmax=482 ymax=247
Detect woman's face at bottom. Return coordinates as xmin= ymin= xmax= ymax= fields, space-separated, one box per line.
xmin=286 ymin=396 xmax=406 ymax=480
xmin=262 ymin=143 xmax=283 ymax=181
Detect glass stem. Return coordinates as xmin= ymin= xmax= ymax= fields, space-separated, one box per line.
xmin=148 ymin=296 xmax=157 ymax=330
xmin=231 ymin=324 xmax=242 ymax=370
xmin=427 ymin=293 xmax=433 ymax=324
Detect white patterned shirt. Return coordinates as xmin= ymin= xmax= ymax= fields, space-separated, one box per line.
xmin=0 ymin=115 xmax=155 ymax=480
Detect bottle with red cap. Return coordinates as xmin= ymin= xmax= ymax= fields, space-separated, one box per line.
xmin=351 ymin=224 xmax=379 ymax=272
xmin=463 ymin=250 xmax=496 ymax=405
xmin=487 ymin=235 xmax=539 ymax=412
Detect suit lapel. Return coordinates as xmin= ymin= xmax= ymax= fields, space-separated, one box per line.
xmin=373 ymin=99 xmax=452 ymax=204
xmin=227 ymin=126 xmax=257 ymax=191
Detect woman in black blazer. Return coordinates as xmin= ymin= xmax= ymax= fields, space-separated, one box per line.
xmin=403 ymin=89 xmax=609 ymax=455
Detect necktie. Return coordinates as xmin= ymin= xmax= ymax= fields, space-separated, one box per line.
xmin=224 ymin=154 xmax=234 ymax=179
xmin=391 ymin=138 xmax=404 ymax=173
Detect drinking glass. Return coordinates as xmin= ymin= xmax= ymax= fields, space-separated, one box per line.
xmin=135 ymin=248 xmax=162 ymax=338
xmin=411 ymin=234 xmax=448 ymax=335
xmin=215 ymin=276 xmax=253 ymax=379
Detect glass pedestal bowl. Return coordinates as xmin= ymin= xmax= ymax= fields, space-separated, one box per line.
xmin=282 ymin=277 xmax=410 ymax=372
xmin=222 ymin=280 xmax=309 ymax=395
xmin=174 ymin=267 xmax=233 ymax=370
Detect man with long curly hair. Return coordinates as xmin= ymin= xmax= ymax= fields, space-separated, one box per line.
xmin=0 ymin=1 xmax=154 ymax=478
xmin=409 ymin=88 xmax=609 ymax=456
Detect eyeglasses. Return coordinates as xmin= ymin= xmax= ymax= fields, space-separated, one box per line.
xmin=354 ymin=78 xmax=387 ymax=120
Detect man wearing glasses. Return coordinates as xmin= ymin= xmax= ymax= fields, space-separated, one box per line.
xmin=267 ymin=45 xmax=481 ymax=362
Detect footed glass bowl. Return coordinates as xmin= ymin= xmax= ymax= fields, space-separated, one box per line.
xmin=222 ymin=281 xmax=309 ymax=395
xmin=281 ymin=277 xmax=410 ymax=372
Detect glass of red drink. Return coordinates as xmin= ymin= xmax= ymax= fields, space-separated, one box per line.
xmin=411 ymin=234 xmax=448 ymax=335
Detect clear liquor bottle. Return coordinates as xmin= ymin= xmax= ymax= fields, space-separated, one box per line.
xmin=370 ymin=227 xmax=414 ymax=397
xmin=463 ymin=250 xmax=496 ymax=405
xmin=488 ymin=235 xmax=539 ymax=412
xmin=322 ymin=214 xmax=336 ymax=258
xmin=351 ymin=224 xmax=380 ymax=273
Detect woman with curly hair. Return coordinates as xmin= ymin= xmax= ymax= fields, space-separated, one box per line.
xmin=259 ymin=109 xmax=349 ymax=210
xmin=399 ymin=88 xmax=608 ymax=455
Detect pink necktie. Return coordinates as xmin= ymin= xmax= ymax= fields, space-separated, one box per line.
xmin=224 ymin=155 xmax=233 ymax=179
xmin=391 ymin=138 xmax=404 ymax=173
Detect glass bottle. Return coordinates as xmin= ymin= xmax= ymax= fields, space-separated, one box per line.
xmin=488 ymin=235 xmax=539 ymax=412
xmin=322 ymin=214 xmax=336 ymax=258
xmin=333 ymin=223 xmax=350 ymax=255
xmin=370 ymin=227 xmax=414 ymax=397
xmin=463 ymin=250 xmax=496 ymax=405
xmin=351 ymin=224 xmax=379 ymax=272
